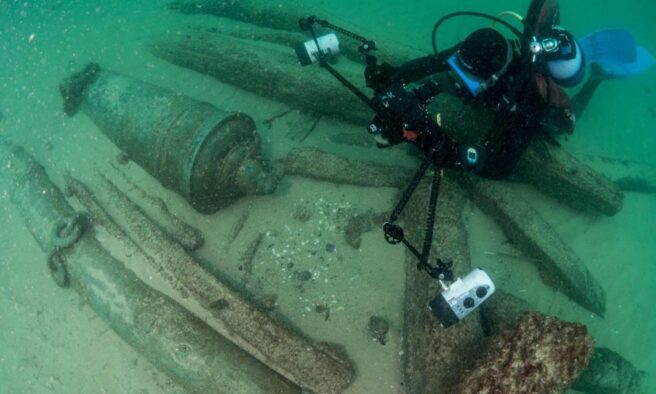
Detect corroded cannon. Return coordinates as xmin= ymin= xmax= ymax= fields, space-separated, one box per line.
xmin=59 ymin=63 xmax=278 ymax=213
xmin=0 ymin=137 xmax=299 ymax=393
xmin=66 ymin=174 xmax=356 ymax=393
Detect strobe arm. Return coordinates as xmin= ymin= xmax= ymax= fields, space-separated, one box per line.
xmin=299 ymin=16 xmax=377 ymax=53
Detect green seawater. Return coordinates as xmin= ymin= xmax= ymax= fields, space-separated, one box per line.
xmin=1 ymin=1 xmax=654 ymax=393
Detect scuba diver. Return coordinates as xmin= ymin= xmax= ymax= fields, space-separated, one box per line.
xmin=296 ymin=0 xmax=654 ymax=327
xmin=364 ymin=0 xmax=655 ymax=179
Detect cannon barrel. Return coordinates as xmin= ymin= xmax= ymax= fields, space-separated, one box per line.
xmin=0 ymin=137 xmax=299 ymax=393
xmin=59 ymin=63 xmax=277 ymax=213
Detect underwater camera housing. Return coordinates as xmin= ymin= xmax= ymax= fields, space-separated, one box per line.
xmin=429 ymin=268 xmax=495 ymax=328
xmin=295 ymin=33 xmax=340 ymax=66
xmin=367 ymin=79 xmax=442 ymax=148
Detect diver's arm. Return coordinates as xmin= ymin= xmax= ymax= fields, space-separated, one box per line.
xmin=394 ymin=44 xmax=460 ymax=84
xmin=571 ymin=64 xmax=611 ymax=119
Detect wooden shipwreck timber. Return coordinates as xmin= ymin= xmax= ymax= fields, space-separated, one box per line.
xmin=65 ymin=174 xmax=355 ymax=393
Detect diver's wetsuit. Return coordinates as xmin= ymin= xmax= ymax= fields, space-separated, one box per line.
xmin=389 ymin=47 xmax=562 ymax=179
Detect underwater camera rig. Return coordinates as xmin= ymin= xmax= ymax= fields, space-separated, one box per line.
xmin=295 ymin=16 xmax=495 ymax=327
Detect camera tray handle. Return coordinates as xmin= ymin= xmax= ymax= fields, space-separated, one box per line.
xmin=382 ymin=153 xmax=455 ymax=282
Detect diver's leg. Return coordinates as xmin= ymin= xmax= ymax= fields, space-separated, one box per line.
xmin=571 ymin=64 xmax=608 ymax=119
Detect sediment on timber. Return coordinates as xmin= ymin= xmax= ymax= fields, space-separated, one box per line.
xmin=167 ymin=0 xmax=315 ymax=38
xmin=66 ymin=174 xmax=355 ymax=394
xmin=455 ymin=174 xmax=607 ymax=316
xmin=281 ymin=148 xmax=607 ymax=316
xmin=151 ymin=28 xmax=374 ymax=125
xmin=514 ymin=141 xmax=624 ymax=215
xmin=166 ymin=0 xmax=424 ymax=64
xmin=106 ymin=161 xmax=205 ymax=250
xmin=573 ymin=347 xmax=645 ymax=394
xmin=577 ymin=153 xmax=656 ymax=195
xmin=281 ymin=148 xmax=413 ymax=188
xmin=400 ymin=177 xmax=485 ymax=393
xmin=0 ymin=138 xmax=299 ymax=394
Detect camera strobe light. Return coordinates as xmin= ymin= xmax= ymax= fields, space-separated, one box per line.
xmin=429 ymin=268 xmax=495 ymax=328
xmin=295 ymin=33 xmax=340 ymax=66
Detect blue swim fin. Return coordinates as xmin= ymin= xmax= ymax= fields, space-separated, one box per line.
xmin=579 ymin=29 xmax=637 ymax=64
xmin=579 ymin=29 xmax=656 ymax=78
xmin=596 ymin=46 xmax=656 ymax=79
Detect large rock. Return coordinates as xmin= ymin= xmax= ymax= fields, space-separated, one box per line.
xmin=481 ymin=291 xmax=645 ymax=394
xmin=454 ymin=312 xmax=594 ymax=394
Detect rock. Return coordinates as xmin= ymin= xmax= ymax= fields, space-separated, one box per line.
xmin=343 ymin=210 xmax=387 ymax=249
xmin=367 ymin=316 xmax=390 ymax=345
xmin=480 ymin=292 xmax=645 ymax=394
xmin=454 ymin=312 xmax=594 ymax=394
xmin=291 ymin=200 xmax=313 ymax=222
